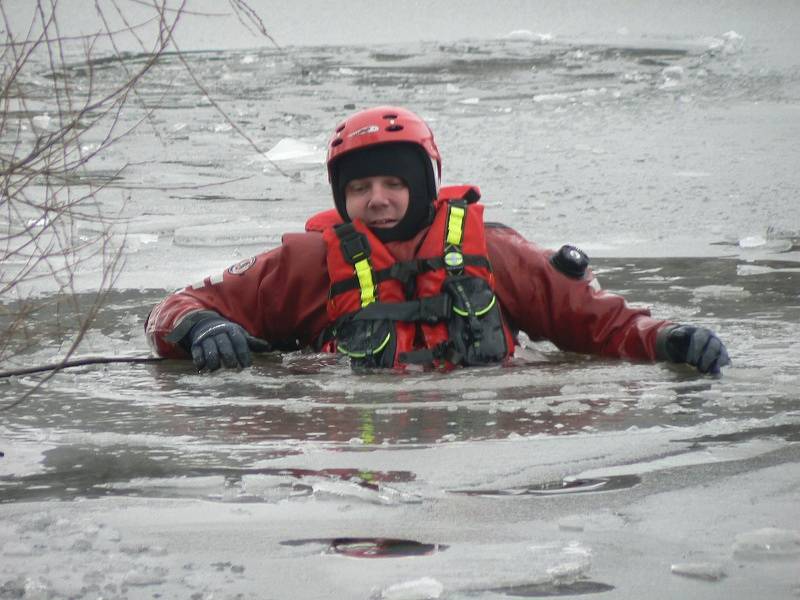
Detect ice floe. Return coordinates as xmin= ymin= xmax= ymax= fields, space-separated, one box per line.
xmin=262 ymin=138 xmax=325 ymax=165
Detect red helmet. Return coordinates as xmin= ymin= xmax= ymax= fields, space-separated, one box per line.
xmin=327 ymin=106 xmax=442 ymax=186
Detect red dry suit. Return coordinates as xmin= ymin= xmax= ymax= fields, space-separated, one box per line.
xmin=145 ymin=186 xmax=672 ymax=363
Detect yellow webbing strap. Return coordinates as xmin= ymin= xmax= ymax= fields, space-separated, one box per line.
xmin=353 ymin=257 xmax=376 ymax=307
xmin=446 ymin=205 xmax=466 ymax=247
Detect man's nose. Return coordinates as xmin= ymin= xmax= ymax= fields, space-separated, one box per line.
xmin=366 ymin=184 xmax=390 ymax=206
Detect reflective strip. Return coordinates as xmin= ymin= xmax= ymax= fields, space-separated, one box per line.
xmin=474 ymin=295 xmax=496 ymax=316
xmin=446 ymin=205 xmax=465 ymax=247
xmin=338 ymin=330 xmax=392 ymax=358
xmin=354 ymin=258 xmax=376 ymax=307
xmin=453 ymin=295 xmax=496 ymax=317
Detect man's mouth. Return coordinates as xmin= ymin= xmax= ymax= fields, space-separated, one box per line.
xmin=369 ymin=218 xmax=397 ymax=228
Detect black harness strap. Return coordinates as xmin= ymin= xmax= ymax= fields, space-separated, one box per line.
xmin=398 ymin=342 xmax=463 ymax=366
xmin=329 ymin=255 xmax=492 ymax=298
xmin=340 ymin=294 xmax=451 ymax=324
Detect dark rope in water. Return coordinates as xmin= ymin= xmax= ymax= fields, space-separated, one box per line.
xmin=0 ymin=356 xmax=166 ymax=379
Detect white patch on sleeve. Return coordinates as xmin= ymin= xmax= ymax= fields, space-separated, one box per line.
xmin=210 ymin=273 xmax=224 ymax=285
xmin=589 ymin=277 xmax=602 ymax=291
xmin=189 ymin=280 xmax=205 ymax=290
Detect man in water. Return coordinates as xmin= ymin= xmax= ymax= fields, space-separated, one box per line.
xmin=146 ymin=106 xmax=729 ymax=375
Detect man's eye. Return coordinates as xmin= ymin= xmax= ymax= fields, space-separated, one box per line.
xmin=386 ymin=180 xmax=404 ymax=188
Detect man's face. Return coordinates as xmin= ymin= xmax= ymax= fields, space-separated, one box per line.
xmin=344 ymin=175 xmax=409 ymax=229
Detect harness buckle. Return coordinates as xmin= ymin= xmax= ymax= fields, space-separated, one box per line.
xmin=389 ymin=260 xmax=419 ymax=284
xmin=337 ymin=227 xmax=371 ymax=264
xmin=443 ymin=246 xmax=464 ymax=273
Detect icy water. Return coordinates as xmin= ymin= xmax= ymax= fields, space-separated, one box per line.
xmin=2 ymin=21 xmax=800 ymax=600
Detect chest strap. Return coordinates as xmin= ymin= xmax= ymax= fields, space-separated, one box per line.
xmin=338 ymin=294 xmax=451 ymax=325
xmin=329 ymin=254 xmax=492 ymax=298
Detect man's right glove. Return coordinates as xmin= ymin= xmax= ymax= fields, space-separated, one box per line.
xmin=657 ymin=324 xmax=731 ymax=375
xmin=184 ymin=315 xmax=272 ymax=372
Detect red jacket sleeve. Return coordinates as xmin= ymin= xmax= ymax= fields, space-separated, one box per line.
xmin=486 ymin=225 xmax=670 ymax=361
xmin=145 ymin=232 xmax=330 ymax=358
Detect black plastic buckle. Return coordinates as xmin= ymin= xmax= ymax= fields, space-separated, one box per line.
xmin=389 ymin=260 xmax=419 ymax=284
xmin=336 ymin=225 xmax=372 ymax=264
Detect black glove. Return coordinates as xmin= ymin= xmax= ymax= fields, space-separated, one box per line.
xmin=186 ymin=316 xmax=272 ymax=372
xmin=658 ymin=324 xmax=731 ymax=375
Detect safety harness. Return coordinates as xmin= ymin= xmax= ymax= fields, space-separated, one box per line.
xmin=317 ymin=186 xmax=514 ymax=369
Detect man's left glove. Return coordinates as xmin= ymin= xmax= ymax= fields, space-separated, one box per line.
xmin=183 ymin=315 xmax=271 ymax=371
xmin=657 ymin=324 xmax=731 ymax=375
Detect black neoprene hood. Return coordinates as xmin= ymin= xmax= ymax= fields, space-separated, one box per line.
xmin=330 ymin=142 xmax=437 ymax=242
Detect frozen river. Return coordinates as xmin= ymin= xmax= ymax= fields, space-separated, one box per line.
xmin=1 ymin=3 xmax=799 ymax=598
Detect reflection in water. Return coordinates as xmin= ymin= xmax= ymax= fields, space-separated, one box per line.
xmin=494 ymin=580 xmax=616 ymax=597
xmin=449 ymin=474 xmax=641 ymax=497
xmin=1 ymin=257 xmax=798 ymax=502
xmin=281 ymin=537 xmax=446 ymax=558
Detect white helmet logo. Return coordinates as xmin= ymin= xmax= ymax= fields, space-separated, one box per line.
xmin=348 ymin=124 xmax=379 ymax=138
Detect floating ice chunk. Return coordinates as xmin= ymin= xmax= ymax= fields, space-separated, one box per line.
xmin=533 ymin=92 xmax=569 ymax=103
xmin=124 ymin=233 xmax=159 ymax=254
xmin=462 ymin=390 xmax=497 ymax=400
xmin=506 ymin=29 xmax=533 ymax=40
xmin=671 ymin=562 xmax=726 ymax=581
xmin=213 ymin=123 xmax=233 ymax=133
xmin=263 ymin=138 xmax=325 ymax=164
xmin=707 ymin=31 xmax=744 ymax=55
xmin=738 ymin=235 xmax=792 ymax=252
xmin=32 ymin=113 xmax=53 ymax=131
xmin=446 ymin=83 xmax=460 ymax=94
xmin=733 ymin=527 xmax=800 ymax=560
xmin=311 ymin=479 xmax=418 ymax=505
xmin=505 ymin=30 xmax=554 ymax=43
xmin=738 ymin=264 xmax=800 ymax=276
xmin=240 ymin=54 xmax=257 ymax=64
xmin=558 ymin=516 xmax=586 ymax=532
xmin=459 ymin=97 xmax=480 ymax=104
xmin=691 ymin=284 xmax=750 ymax=299
xmin=739 ymin=235 xmax=766 ymax=248
xmin=531 ymin=541 xmax=592 ymax=584
xmin=660 ymin=66 xmax=685 ymax=89
xmin=337 ymin=67 xmax=357 ymax=75
xmin=381 ymin=577 xmax=443 ymax=600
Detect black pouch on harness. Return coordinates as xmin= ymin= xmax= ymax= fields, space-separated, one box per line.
xmin=443 ymin=275 xmax=508 ymax=365
xmin=335 ymin=317 xmax=397 ymax=369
